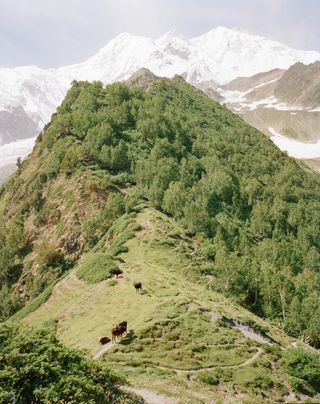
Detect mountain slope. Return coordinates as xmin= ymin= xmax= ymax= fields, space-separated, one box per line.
xmin=274 ymin=61 xmax=320 ymax=108
xmin=21 ymin=207 xmax=320 ymax=403
xmin=223 ymin=61 xmax=320 ymax=110
xmin=1 ymin=76 xmax=320 ymax=334
xmin=1 ymin=76 xmax=320 ymax=400
xmin=221 ymin=62 xmax=320 ymax=162
xmin=222 ymin=68 xmax=285 ymax=93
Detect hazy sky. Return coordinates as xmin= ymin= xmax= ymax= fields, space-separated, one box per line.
xmin=1 ymin=0 xmax=319 ymax=68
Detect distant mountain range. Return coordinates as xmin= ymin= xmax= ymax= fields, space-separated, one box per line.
xmin=220 ymin=61 xmax=320 ymax=159
xmin=1 ymin=27 xmax=320 ymax=142
xmin=0 ymin=26 xmax=320 ymax=180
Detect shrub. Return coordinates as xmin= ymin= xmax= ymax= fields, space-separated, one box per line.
xmin=77 ymin=253 xmax=119 ymax=283
xmin=0 ymin=285 xmax=23 ymax=321
xmin=281 ymin=348 xmax=320 ymax=394
xmin=36 ymin=242 xmax=64 ymax=267
xmin=197 ymin=372 xmax=220 ymax=385
xmin=159 ymin=239 xmax=176 ymax=247
xmin=0 ymin=324 xmax=139 ymax=403
xmin=6 ymin=217 xmax=28 ymax=255
xmin=109 ymin=246 xmax=129 ymax=257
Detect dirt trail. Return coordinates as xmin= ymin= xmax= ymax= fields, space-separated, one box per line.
xmin=153 ymin=347 xmax=264 ymax=374
xmin=125 ymin=387 xmax=178 ymax=404
xmin=93 ymin=342 xmax=114 ymax=360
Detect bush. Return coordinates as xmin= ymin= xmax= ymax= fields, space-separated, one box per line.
xmin=197 ymin=371 xmax=220 ymax=385
xmin=0 ymin=285 xmax=23 ymax=321
xmin=109 ymin=246 xmax=129 ymax=257
xmin=281 ymin=348 xmax=320 ymax=394
xmin=77 ymin=253 xmax=119 ymax=283
xmin=159 ymin=239 xmax=176 ymax=247
xmin=36 ymin=242 xmax=64 ymax=267
xmin=0 ymin=324 xmax=139 ymax=403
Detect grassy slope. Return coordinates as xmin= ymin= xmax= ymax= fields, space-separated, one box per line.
xmin=22 ymin=206 xmax=318 ymax=403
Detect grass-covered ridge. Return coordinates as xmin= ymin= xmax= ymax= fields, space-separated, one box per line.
xmin=1 ymin=75 xmax=319 ymax=347
xmin=22 ymin=207 xmax=320 ymax=402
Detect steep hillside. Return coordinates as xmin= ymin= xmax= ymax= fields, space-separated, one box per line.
xmin=1 ymin=76 xmax=320 ymax=401
xmin=223 ymin=68 xmax=285 ymax=93
xmin=274 ymin=61 xmax=320 ymax=108
xmin=21 ymin=207 xmax=320 ymax=403
xmin=220 ymin=62 xmax=320 ymax=166
xmin=221 ymin=62 xmax=320 ymax=110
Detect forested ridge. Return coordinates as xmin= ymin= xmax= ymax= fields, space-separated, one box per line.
xmin=1 ymin=75 xmax=320 ymax=348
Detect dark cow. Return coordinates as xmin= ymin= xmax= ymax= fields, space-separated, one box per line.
xmin=99 ymin=336 xmax=111 ymax=345
xmin=118 ymin=321 xmax=127 ymax=335
xmin=134 ymin=281 xmax=142 ymax=293
xmin=110 ymin=268 xmax=123 ymax=278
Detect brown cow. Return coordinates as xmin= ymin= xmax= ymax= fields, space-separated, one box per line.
xmin=99 ymin=336 xmax=111 ymax=345
xmin=134 ymin=282 xmax=142 ymax=293
xmin=111 ymin=325 xmax=126 ymax=343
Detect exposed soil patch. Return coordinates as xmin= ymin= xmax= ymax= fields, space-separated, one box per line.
xmin=124 ymin=387 xmax=178 ymax=404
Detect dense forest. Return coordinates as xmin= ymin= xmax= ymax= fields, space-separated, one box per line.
xmin=0 ymin=76 xmax=320 ymax=349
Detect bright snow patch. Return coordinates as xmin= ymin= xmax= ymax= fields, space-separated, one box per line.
xmin=220 ymin=90 xmax=248 ymax=104
xmin=269 ymin=127 xmax=320 ymax=159
xmin=221 ymin=90 xmax=307 ymax=112
xmin=0 ymin=137 xmax=36 ymax=168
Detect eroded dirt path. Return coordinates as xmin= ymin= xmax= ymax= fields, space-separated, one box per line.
xmin=93 ymin=342 xmax=114 ymax=359
xmin=125 ymin=387 xmax=178 ymax=404
xmin=152 ymin=347 xmax=264 ymax=374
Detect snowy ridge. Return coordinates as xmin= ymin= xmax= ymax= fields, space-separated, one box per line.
xmin=0 ymin=26 xmax=320 ymax=143
xmin=269 ymin=127 xmax=320 ymax=159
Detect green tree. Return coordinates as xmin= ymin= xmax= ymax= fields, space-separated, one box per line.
xmin=0 ymin=324 xmax=139 ymax=403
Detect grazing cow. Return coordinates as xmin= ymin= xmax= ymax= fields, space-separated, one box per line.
xmin=118 ymin=321 xmax=127 ymax=335
xmin=110 ymin=268 xmax=123 ymax=278
xmin=134 ymin=281 xmax=142 ymax=293
xmin=111 ymin=324 xmax=126 ymax=343
xmin=99 ymin=336 xmax=111 ymax=345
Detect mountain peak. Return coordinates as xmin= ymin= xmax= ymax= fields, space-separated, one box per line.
xmin=155 ymin=30 xmax=188 ymax=46
xmin=193 ymin=26 xmax=266 ymax=44
xmin=125 ymin=68 xmax=160 ymax=89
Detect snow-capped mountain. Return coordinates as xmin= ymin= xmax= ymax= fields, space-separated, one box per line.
xmin=1 ymin=26 xmax=320 ymax=180
xmin=220 ymin=61 xmax=320 ymax=160
xmin=1 ymin=26 xmax=319 ymax=144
